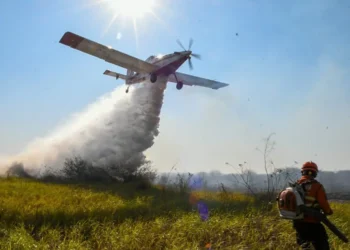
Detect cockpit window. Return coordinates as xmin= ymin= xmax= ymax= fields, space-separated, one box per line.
xmin=146 ymin=55 xmax=156 ymax=62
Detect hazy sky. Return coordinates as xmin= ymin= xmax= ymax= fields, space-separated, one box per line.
xmin=1 ymin=0 xmax=350 ymax=174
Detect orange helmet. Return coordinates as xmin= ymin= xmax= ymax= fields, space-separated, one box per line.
xmin=302 ymin=161 xmax=318 ymax=173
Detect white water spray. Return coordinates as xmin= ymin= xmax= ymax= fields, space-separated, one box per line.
xmin=0 ymin=78 xmax=167 ymax=175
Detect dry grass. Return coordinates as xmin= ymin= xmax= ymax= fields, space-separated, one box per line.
xmin=0 ymin=177 xmax=348 ymax=249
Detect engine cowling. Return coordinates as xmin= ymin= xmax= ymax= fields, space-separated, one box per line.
xmin=176 ymin=82 xmax=183 ymax=90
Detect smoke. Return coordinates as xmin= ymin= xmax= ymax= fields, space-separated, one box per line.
xmin=0 ymin=77 xmax=167 ymax=176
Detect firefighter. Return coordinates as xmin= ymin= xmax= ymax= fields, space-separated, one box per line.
xmin=293 ymin=161 xmax=333 ymax=250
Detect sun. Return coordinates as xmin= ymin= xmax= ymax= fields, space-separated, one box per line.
xmin=105 ymin=0 xmax=155 ymax=19
xmin=85 ymin=0 xmax=164 ymax=48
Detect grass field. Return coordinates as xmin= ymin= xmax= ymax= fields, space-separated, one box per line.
xmin=0 ymin=177 xmax=348 ymax=249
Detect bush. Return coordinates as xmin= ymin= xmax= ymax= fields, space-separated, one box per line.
xmin=58 ymin=156 xmax=157 ymax=186
xmin=61 ymin=156 xmax=114 ymax=182
xmin=6 ymin=162 xmax=32 ymax=178
xmin=5 ymin=155 xmax=157 ymax=187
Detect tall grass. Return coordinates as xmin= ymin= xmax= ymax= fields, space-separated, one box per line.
xmin=0 ymin=177 xmax=348 ymax=249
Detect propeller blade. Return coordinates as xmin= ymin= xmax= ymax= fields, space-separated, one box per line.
xmin=191 ymin=53 xmax=201 ymax=60
xmin=176 ymin=39 xmax=186 ymax=51
xmin=188 ymin=58 xmax=193 ymax=70
xmin=188 ymin=38 xmax=193 ymax=50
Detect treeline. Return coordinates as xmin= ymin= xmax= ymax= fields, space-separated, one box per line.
xmin=5 ymin=156 xmax=156 ymax=184
xmin=156 ymin=168 xmax=350 ymax=194
xmin=5 ymin=156 xmax=350 ymax=202
xmin=5 ymin=133 xmax=349 ymax=201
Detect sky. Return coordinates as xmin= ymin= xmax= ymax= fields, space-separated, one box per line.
xmin=1 ymin=0 xmax=350 ymax=174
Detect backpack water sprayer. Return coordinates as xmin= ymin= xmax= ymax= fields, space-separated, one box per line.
xmin=276 ymin=181 xmax=349 ymax=243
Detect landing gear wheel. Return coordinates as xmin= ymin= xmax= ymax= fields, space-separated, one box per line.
xmin=126 ymin=87 xmax=129 ymax=93
xmin=173 ymin=73 xmax=183 ymax=90
xmin=176 ymin=82 xmax=183 ymax=90
xmin=150 ymin=73 xmax=157 ymax=83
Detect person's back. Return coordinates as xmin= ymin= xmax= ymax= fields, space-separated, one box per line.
xmin=293 ymin=161 xmax=333 ymax=250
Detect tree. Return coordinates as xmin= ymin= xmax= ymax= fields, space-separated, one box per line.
xmin=225 ymin=161 xmax=257 ymax=196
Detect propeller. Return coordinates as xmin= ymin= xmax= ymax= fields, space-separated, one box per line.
xmin=176 ymin=38 xmax=201 ymax=70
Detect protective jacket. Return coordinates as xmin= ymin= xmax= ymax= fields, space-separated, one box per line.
xmin=296 ymin=175 xmax=333 ymax=223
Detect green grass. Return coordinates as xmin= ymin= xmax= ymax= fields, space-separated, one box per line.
xmin=0 ymin=177 xmax=349 ymax=249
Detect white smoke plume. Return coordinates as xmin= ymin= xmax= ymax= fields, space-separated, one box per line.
xmin=0 ymin=78 xmax=167 ymax=176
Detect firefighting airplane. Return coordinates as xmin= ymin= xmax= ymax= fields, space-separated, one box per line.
xmin=59 ymin=32 xmax=229 ymax=93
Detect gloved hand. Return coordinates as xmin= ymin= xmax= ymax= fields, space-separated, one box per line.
xmin=322 ymin=208 xmax=333 ymax=216
xmin=326 ymin=208 xmax=334 ymax=216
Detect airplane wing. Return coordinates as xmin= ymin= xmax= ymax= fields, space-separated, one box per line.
xmin=59 ymin=31 xmax=158 ymax=74
xmin=168 ymin=72 xmax=229 ymax=89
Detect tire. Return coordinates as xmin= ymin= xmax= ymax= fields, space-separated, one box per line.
xmin=150 ymin=73 xmax=157 ymax=83
xmin=176 ymin=82 xmax=183 ymax=90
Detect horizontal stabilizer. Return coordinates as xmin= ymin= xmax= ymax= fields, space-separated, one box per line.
xmin=103 ymin=70 xmax=127 ymax=80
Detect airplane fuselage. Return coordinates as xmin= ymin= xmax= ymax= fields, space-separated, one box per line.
xmin=126 ymin=51 xmax=191 ymax=85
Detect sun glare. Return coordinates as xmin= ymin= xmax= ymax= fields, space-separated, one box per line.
xmin=87 ymin=0 xmax=165 ymax=48
xmin=106 ymin=0 xmax=155 ymax=18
